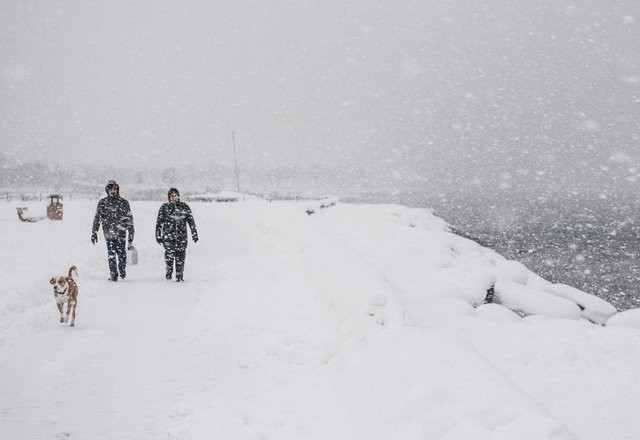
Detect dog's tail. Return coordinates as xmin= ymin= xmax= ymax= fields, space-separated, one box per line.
xmin=68 ymin=265 xmax=78 ymax=281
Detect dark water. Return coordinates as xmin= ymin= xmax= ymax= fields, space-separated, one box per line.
xmin=346 ymin=192 xmax=640 ymax=311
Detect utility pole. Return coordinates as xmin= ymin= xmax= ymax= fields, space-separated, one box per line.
xmin=232 ymin=131 xmax=241 ymax=193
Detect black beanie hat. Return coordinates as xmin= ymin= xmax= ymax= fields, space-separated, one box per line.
xmin=105 ymin=180 xmax=119 ymax=194
xmin=168 ymin=187 xmax=180 ymax=200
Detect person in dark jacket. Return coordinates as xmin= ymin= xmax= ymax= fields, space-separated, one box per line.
xmin=91 ymin=180 xmax=135 ymax=281
xmin=156 ymin=188 xmax=198 ymax=282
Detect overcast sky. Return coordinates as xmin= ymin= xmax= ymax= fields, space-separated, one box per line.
xmin=1 ymin=1 xmax=638 ymax=196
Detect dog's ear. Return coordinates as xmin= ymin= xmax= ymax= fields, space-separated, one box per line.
xmin=50 ymin=277 xmax=56 ymax=285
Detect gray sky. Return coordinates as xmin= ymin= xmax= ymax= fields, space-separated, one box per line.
xmin=1 ymin=1 xmax=639 ymax=196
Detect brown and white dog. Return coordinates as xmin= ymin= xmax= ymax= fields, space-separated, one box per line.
xmin=50 ymin=265 xmax=79 ymax=326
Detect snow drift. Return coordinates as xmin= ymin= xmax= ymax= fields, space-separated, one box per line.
xmin=1 ymin=199 xmax=639 ymax=440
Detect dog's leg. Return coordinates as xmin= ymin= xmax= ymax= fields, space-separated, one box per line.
xmin=57 ymin=302 xmax=64 ymax=323
xmin=64 ymin=302 xmax=71 ymax=323
xmin=70 ymin=301 xmax=76 ymax=327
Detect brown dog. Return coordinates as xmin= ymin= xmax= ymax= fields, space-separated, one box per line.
xmin=50 ymin=266 xmax=79 ymax=326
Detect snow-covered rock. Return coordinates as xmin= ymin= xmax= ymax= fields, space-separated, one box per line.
xmin=451 ymin=270 xmax=497 ymax=306
xmin=494 ymin=280 xmax=583 ymax=319
xmin=495 ymin=260 xmax=532 ymax=284
xmin=541 ymin=283 xmax=618 ymax=325
xmin=606 ymin=308 xmax=640 ymax=329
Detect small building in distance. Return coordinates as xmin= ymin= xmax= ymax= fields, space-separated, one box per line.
xmin=186 ymin=191 xmax=263 ymax=203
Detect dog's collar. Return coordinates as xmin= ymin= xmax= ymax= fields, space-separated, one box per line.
xmin=55 ymin=286 xmax=69 ymax=295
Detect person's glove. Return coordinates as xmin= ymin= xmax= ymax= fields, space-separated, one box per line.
xmin=91 ymin=232 xmax=98 ymax=244
xmin=192 ymin=235 xmax=198 ymax=243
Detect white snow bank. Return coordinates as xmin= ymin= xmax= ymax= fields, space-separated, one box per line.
xmin=1 ymin=200 xmax=637 ymax=440
xmin=450 ymin=269 xmax=497 ymax=305
xmin=494 ymin=281 xmax=583 ymax=319
xmin=476 ymin=303 xmax=522 ymax=322
xmin=495 ymin=259 xmax=532 ymax=284
xmin=405 ymin=297 xmax=478 ymax=326
xmin=304 ymin=196 xmax=339 ymax=215
xmin=332 ymin=327 xmax=575 ymax=440
xmin=540 ymin=283 xmax=618 ymax=325
xmin=490 ymin=259 xmax=617 ymax=323
xmin=606 ymin=308 xmax=640 ymax=328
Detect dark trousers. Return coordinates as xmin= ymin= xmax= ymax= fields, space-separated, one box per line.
xmin=164 ymin=247 xmax=186 ymax=280
xmin=106 ymin=238 xmax=127 ymax=279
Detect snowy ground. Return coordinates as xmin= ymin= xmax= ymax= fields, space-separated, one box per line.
xmin=1 ymin=199 xmax=640 ymax=440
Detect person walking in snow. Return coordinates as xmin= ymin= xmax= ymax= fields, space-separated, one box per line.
xmin=155 ymin=188 xmax=198 ymax=282
xmin=91 ymin=180 xmax=135 ymax=281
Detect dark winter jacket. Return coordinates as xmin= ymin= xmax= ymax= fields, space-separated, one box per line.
xmin=92 ymin=196 xmax=135 ymax=241
xmin=155 ymin=201 xmax=198 ymax=250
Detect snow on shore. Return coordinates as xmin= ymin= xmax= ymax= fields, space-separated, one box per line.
xmin=1 ymin=199 xmax=639 ymax=440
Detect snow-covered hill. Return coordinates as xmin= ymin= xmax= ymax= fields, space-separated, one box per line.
xmin=1 ymin=199 xmax=639 ymax=440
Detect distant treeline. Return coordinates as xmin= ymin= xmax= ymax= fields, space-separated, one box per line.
xmin=0 ymin=159 xmax=228 ymax=196
xmin=0 ymin=157 xmax=381 ymax=199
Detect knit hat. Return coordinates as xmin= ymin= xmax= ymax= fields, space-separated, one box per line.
xmin=105 ymin=180 xmax=119 ymax=194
